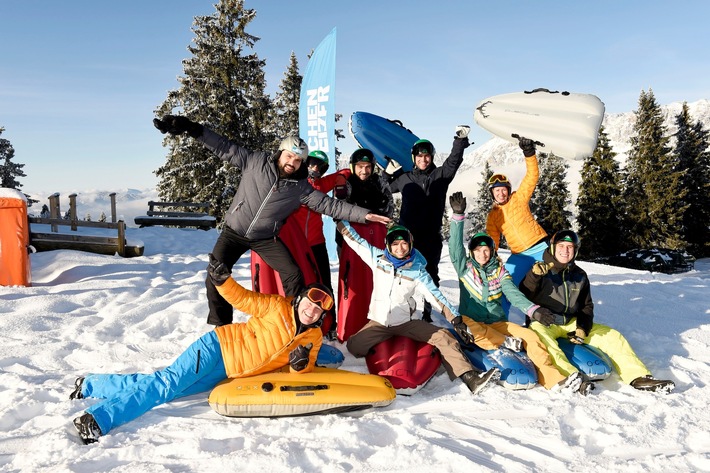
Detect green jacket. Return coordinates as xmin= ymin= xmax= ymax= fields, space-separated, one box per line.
xmin=448 ymin=216 xmax=539 ymax=324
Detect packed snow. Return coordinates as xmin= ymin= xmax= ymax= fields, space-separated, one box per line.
xmin=1 ymin=224 xmax=709 ymax=472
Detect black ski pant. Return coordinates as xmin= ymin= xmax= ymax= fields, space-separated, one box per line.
xmin=206 ymin=226 xmax=303 ymax=326
xmin=311 ymin=242 xmax=337 ymax=328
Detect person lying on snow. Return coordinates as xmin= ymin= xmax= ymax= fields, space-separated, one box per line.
xmin=447 ymin=192 xmax=589 ymax=395
xmin=519 ymin=230 xmax=676 ymax=394
xmin=69 ymin=254 xmax=334 ymax=445
xmin=337 ymin=220 xmax=500 ymax=395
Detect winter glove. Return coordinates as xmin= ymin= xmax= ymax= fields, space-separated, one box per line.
xmin=568 ymin=328 xmax=587 ymax=345
xmin=531 ymin=261 xmax=555 ymax=276
xmin=455 ymin=125 xmax=471 ymax=139
xmin=207 ymin=253 xmax=231 ymax=286
xmin=384 ymin=157 xmax=403 ymax=176
xmin=334 ymin=183 xmax=348 ymax=200
xmin=449 ymin=191 xmax=467 ymax=215
xmin=153 ymin=115 xmax=204 ymax=138
xmin=288 ymin=343 xmax=313 ymax=372
xmin=452 ymin=316 xmax=475 ymax=345
xmin=531 ymin=307 xmax=556 ymax=327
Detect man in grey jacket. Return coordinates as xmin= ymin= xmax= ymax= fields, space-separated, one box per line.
xmin=154 ymin=115 xmax=390 ymax=326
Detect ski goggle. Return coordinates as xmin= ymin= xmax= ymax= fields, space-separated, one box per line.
xmin=305 ymin=287 xmax=334 ymax=311
xmin=488 ymin=174 xmax=509 ymax=185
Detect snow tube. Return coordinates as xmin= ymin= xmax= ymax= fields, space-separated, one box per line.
xmin=349 ymin=111 xmax=419 ymax=171
xmin=336 ymin=221 xmax=387 ymax=342
xmin=209 ymin=368 xmax=395 ymax=418
xmin=250 ymin=216 xmax=334 ymax=333
xmin=557 ymin=338 xmax=613 ymax=380
xmin=315 ymin=344 xmax=345 ymax=369
xmin=365 ymin=336 xmax=442 ymax=395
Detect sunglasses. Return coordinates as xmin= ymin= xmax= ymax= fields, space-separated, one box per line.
xmin=305 ymin=287 xmax=334 ymax=311
xmin=488 ymin=174 xmax=509 ymax=185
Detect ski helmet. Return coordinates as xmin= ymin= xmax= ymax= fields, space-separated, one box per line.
xmin=385 ymin=225 xmax=414 ymax=256
xmin=411 ymin=139 xmax=435 ymax=162
xmin=488 ymin=173 xmax=512 ymax=198
xmin=306 ymin=150 xmax=330 ymax=176
xmin=279 ymin=135 xmax=309 ymax=160
xmin=468 ymin=232 xmax=496 ymax=255
xmin=550 ymin=230 xmax=581 ymax=259
xmin=293 ymin=282 xmax=334 ymax=327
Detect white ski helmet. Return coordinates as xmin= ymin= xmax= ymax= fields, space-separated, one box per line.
xmin=279 ymin=136 xmax=309 ymax=160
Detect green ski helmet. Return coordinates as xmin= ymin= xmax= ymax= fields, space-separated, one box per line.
xmin=411 ymin=139 xmax=435 ymax=162
xmin=468 ymin=232 xmax=496 ymax=255
xmin=306 ymin=150 xmax=330 ymax=177
xmin=385 ymin=225 xmax=414 ymax=256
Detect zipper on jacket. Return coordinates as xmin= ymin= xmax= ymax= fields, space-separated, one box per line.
xmin=245 ymin=183 xmax=277 ymax=237
xmin=562 ymin=268 xmax=570 ymax=314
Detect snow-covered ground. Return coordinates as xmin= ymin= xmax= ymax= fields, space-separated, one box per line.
xmin=1 ymin=226 xmax=709 ymax=472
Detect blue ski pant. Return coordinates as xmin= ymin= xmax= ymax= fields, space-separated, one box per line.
xmin=83 ymin=331 xmax=227 ymax=435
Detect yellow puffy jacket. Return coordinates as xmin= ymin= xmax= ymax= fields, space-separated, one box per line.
xmin=486 ymin=155 xmax=548 ymax=254
xmin=213 ymin=278 xmax=322 ymax=378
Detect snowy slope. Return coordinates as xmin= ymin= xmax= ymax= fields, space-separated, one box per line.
xmin=1 ymin=225 xmax=709 ymax=472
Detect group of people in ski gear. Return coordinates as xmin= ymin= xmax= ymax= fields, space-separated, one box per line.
xmin=68 ymin=116 xmax=676 ymax=445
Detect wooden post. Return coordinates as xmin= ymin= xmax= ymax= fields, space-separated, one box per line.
xmin=49 ymin=193 xmax=60 ymax=232
xmin=109 ymin=193 xmax=117 ymax=223
xmin=69 ymin=193 xmax=78 ymax=231
xmin=117 ymin=220 xmax=126 ymax=257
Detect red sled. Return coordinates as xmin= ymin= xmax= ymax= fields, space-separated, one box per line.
xmin=337 ymin=222 xmax=387 ymax=342
xmin=250 ymin=216 xmax=333 ymax=334
xmin=365 ymin=336 xmax=442 ymax=395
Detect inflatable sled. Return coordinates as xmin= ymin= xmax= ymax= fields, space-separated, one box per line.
xmin=473 ymin=88 xmax=605 ymax=160
xmin=315 ymin=344 xmax=345 ymax=368
xmin=250 ymin=216 xmax=334 ymax=333
xmin=349 ymin=111 xmax=419 ymax=172
xmin=365 ymin=336 xmax=442 ymax=395
xmin=208 ymin=367 xmax=395 ymax=418
xmin=557 ymin=338 xmax=613 ymax=381
xmin=460 ymin=343 xmax=538 ymax=391
xmin=336 ymin=221 xmax=387 ymax=342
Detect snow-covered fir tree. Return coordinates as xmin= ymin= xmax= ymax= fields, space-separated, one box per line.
xmin=622 ymin=89 xmax=687 ymax=249
xmin=270 ymin=51 xmax=302 ymax=145
xmin=673 ymin=102 xmax=710 ymax=257
xmin=576 ymin=126 xmax=623 ymax=259
xmin=154 ymin=0 xmax=272 ymax=222
xmin=0 ymin=126 xmax=37 ymax=206
xmin=530 ymin=152 xmax=572 ymax=235
xmin=464 ymin=161 xmax=493 ymax=237
xmin=98 ymin=211 xmax=107 ymax=223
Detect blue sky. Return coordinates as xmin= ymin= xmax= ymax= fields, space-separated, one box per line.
xmin=2 ymin=1 xmax=709 ymax=193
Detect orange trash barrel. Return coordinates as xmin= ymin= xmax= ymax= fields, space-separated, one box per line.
xmin=0 ymin=188 xmax=31 ymax=286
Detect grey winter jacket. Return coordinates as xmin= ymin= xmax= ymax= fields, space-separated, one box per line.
xmin=199 ymin=128 xmax=369 ymax=240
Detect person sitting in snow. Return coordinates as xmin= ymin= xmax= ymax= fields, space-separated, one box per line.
xmin=69 ymin=254 xmax=334 ymax=445
xmin=519 ymin=230 xmax=675 ymax=394
xmin=153 ymin=115 xmax=389 ymax=327
xmin=447 ymin=192 xmax=590 ymax=395
xmin=337 ymin=220 xmax=500 ymax=395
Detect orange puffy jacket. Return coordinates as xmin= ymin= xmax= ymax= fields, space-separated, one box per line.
xmin=214 ymin=278 xmax=322 ymax=378
xmin=486 ymin=155 xmax=548 ymax=254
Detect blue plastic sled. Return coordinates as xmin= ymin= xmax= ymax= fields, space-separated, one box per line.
xmin=557 ymin=338 xmax=613 ymax=381
xmin=316 ymin=344 xmax=345 ymax=369
xmin=349 ymin=111 xmax=418 ymax=172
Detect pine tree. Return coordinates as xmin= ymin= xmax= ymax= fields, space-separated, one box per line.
xmin=99 ymin=211 xmax=107 ymax=223
xmin=576 ymin=126 xmax=623 ymax=259
xmin=673 ymin=102 xmax=710 ymax=257
xmin=622 ymin=89 xmax=687 ymax=249
xmin=154 ymin=0 xmax=272 ymax=222
xmin=465 ymin=162 xmax=493 ymax=237
xmin=0 ymin=127 xmax=37 ymax=205
xmin=530 ymin=152 xmax=572 ymax=235
xmin=271 ymin=52 xmax=302 ymax=145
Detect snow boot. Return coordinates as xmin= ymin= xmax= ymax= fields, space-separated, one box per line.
xmin=73 ymin=413 xmax=102 ymax=445
xmin=630 ymin=375 xmax=675 ymax=394
xmin=422 ymin=301 xmax=432 ymax=323
xmin=69 ymin=377 xmax=85 ymax=400
xmin=502 ymin=336 xmax=524 ymax=352
xmin=552 ymin=371 xmax=583 ymax=394
xmin=578 ymin=373 xmax=595 ymax=396
xmin=460 ymin=368 xmax=501 ymax=395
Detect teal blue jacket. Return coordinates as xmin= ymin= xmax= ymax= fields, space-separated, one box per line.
xmin=448 ymin=216 xmax=539 ymax=323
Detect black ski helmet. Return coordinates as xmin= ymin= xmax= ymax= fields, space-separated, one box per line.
xmin=293 ymin=282 xmax=335 ymax=328
xmin=488 ymin=173 xmax=512 ymax=199
xmin=411 ymin=139 xmax=435 ymax=162
xmin=350 ymin=148 xmax=375 ymax=166
xmin=385 ymin=225 xmax=414 ymax=256
xmin=550 ymin=230 xmax=581 ymax=259
xmin=468 ymin=232 xmax=496 ymax=255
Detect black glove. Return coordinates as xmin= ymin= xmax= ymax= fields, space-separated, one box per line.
xmin=207 ymin=253 xmax=231 ymax=286
xmin=449 ymin=191 xmax=467 ymax=215
xmin=452 ymin=316 xmax=474 ymax=345
xmin=568 ymin=328 xmax=586 ymax=345
xmin=153 ymin=115 xmax=203 ymax=138
xmin=531 ymin=307 xmax=556 ymax=327
xmin=289 ymin=343 xmax=313 ymax=371
xmin=517 ymin=135 xmax=536 ymax=157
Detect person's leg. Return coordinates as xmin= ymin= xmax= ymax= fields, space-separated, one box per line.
xmin=462 ymin=318 xmax=506 ymax=350
xmin=311 ymin=242 xmax=337 ymax=334
xmin=346 ymin=321 xmax=394 ymax=357
xmin=413 ymin=233 xmax=442 ymax=322
xmin=502 ymin=241 xmax=548 ymax=319
xmin=528 ymin=320 xmax=579 ymax=377
xmin=584 ymin=323 xmax=651 ymax=384
xmin=86 ymin=331 xmax=226 ymax=435
xmin=252 ymin=237 xmax=304 ymax=297
xmin=496 ymin=322 xmax=566 ymax=388
xmin=206 ymin=227 xmax=249 ymax=325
